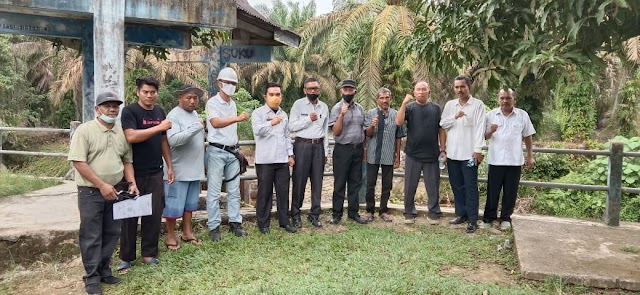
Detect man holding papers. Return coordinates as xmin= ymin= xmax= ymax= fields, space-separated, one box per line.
xmin=68 ymin=92 xmax=139 ymax=295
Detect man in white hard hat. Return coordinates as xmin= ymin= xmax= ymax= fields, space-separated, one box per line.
xmin=205 ymin=67 xmax=250 ymax=241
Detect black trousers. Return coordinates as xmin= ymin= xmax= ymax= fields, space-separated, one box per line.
xmin=484 ymin=165 xmax=522 ymax=222
xmin=119 ymin=170 xmax=164 ymax=262
xmin=332 ymin=143 xmax=364 ymax=219
xmin=365 ymin=163 xmax=393 ymax=214
xmin=77 ymin=187 xmax=120 ymax=285
xmin=256 ymin=163 xmax=291 ymax=229
xmin=291 ymin=140 xmax=324 ymax=219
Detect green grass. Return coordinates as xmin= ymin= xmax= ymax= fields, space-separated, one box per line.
xmin=13 ymin=142 xmax=70 ymax=177
xmin=621 ymin=246 xmax=640 ymax=254
xmin=0 ymin=172 xmax=61 ymax=198
xmin=105 ymin=222 xmax=549 ymax=295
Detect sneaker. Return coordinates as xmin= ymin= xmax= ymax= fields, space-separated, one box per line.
xmin=479 ymin=220 xmax=492 ymax=229
xmin=292 ymin=216 xmax=302 ymax=228
xmin=500 ymin=221 xmax=512 ymax=231
xmin=209 ymin=226 xmax=221 ymax=242
xmin=229 ymin=222 xmax=248 ymax=237
xmin=100 ymin=276 xmax=122 ymax=284
xmin=403 ymin=217 xmax=415 ymax=224
xmin=466 ymin=222 xmax=478 ymax=233
xmin=427 ymin=216 xmax=440 ymax=225
xmin=448 ymin=216 xmax=468 ymax=225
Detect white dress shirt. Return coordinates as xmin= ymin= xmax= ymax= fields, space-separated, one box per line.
xmin=288 ymin=97 xmax=329 ymax=156
xmin=251 ymin=105 xmax=294 ymax=164
xmin=205 ymin=94 xmax=238 ymax=146
xmin=440 ymin=96 xmax=486 ymax=161
xmin=486 ymin=108 xmax=536 ymax=166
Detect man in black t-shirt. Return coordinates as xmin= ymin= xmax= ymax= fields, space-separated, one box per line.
xmin=117 ymin=77 xmax=174 ymax=273
xmin=395 ymin=81 xmax=446 ymax=224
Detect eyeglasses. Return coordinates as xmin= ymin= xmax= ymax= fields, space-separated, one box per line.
xmin=220 ymin=80 xmax=237 ymax=86
xmin=305 ymin=87 xmax=320 ymax=92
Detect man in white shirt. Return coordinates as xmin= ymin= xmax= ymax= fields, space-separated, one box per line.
xmin=252 ymin=83 xmax=297 ymax=234
xmin=483 ymin=88 xmax=535 ymax=230
xmin=205 ymin=67 xmax=249 ymax=241
xmin=289 ymin=78 xmax=329 ymax=228
xmin=440 ymin=75 xmax=486 ymax=233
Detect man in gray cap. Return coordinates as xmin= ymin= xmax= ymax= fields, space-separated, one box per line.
xmin=163 ymin=85 xmax=206 ymax=249
xmin=68 ymin=92 xmax=139 ymax=295
xmin=205 ymin=67 xmax=250 ymax=241
xmin=328 ymin=79 xmax=368 ymax=224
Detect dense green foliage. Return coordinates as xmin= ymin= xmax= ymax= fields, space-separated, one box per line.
xmin=616 ymin=68 xmax=640 ymax=136
xmin=555 ymin=68 xmax=598 ymax=141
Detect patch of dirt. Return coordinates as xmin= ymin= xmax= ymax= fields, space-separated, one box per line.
xmin=0 ymin=256 xmax=84 ymax=295
xmin=439 ymin=263 xmax=518 ymax=287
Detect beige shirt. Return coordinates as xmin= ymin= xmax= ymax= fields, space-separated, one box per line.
xmin=68 ymin=118 xmax=133 ymax=187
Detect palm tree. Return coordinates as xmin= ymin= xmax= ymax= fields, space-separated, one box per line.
xmin=298 ymin=0 xmax=419 ymax=108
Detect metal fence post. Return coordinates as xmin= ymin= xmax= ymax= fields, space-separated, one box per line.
xmin=604 ymin=141 xmax=623 ymax=226
xmin=65 ymin=121 xmax=82 ymax=180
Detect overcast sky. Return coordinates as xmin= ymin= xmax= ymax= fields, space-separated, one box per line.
xmin=247 ymin=0 xmax=334 ymax=16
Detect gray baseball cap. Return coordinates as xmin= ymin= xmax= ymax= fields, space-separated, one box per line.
xmin=95 ymin=92 xmax=123 ymax=106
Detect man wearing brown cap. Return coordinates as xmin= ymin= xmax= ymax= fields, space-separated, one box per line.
xmin=163 ymin=85 xmax=206 ymax=249
xmin=328 ymin=79 xmax=368 ymax=224
xmin=68 ymin=92 xmax=139 ymax=295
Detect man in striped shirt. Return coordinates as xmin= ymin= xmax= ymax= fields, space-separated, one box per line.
xmin=363 ymin=88 xmax=406 ymax=222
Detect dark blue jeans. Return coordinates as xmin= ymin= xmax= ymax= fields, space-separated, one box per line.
xmin=77 ymin=186 xmax=121 ymax=285
xmin=447 ymin=159 xmax=479 ymax=223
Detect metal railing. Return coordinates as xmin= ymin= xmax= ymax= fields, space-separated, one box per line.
xmin=0 ymin=124 xmax=637 ymax=226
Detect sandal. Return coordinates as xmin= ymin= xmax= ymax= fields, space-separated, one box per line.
xmin=165 ymin=241 xmax=181 ymax=250
xmin=180 ymin=235 xmax=203 ymax=245
xmin=379 ymin=213 xmax=393 ymax=222
xmin=363 ymin=213 xmax=374 ymax=222
xmin=142 ymin=257 xmax=159 ymax=265
xmin=117 ymin=262 xmax=131 ymax=275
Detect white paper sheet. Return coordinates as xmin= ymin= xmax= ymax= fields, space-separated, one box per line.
xmin=113 ymin=193 xmax=152 ymax=220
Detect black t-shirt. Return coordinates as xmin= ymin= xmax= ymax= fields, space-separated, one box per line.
xmin=404 ymin=101 xmax=441 ymax=162
xmin=121 ymin=103 xmax=166 ymax=176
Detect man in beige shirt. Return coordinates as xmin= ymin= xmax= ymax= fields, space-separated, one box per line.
xmin=68 ymin=92 xmax=139 ymax=295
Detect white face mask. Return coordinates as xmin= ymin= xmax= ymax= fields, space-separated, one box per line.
xmin=99 ymin=114 xmax=117 ymax=124
xmin=221 ymin=83 xmax=237 ymax=96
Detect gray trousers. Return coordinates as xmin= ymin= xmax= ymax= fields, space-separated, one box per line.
xmin=77 ymin=186 xmax=121 ymax=285
xmin=403 ymin=155 xmax=442 ymax=218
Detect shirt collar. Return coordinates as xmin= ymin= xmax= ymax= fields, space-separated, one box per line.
xmin=455 ymin=96 xmax=477 ymax=106
xmin=215 ymin=93 xmax=231 ymax=105
xmin=262 ymin=104 xmax=282 ymax=115
xmin=93 ymin=118 xmax=114 ymax=133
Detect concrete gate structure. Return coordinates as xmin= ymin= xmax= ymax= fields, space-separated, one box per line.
xmin=0 ymin=0 xmax=300 ymax=122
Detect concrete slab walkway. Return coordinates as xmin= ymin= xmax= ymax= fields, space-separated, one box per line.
xmin=513 ymin=215 xmax=640 ymax=291
xmin=1 ymin=181 xmax=639 ymax=291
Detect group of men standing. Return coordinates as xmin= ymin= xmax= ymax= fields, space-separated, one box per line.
xmin=69 ymin=67 xmax=535 ymax=294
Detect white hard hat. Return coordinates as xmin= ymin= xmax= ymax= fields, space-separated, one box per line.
xmin=217 ymin=67 xmax=238 ymax=83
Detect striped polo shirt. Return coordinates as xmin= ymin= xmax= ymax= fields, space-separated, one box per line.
xmin=364 ymin=107 xmax=406 ymax=165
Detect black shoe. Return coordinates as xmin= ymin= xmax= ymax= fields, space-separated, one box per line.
xmin=349 ymin=216 xmax=368 ymax=224
xmin=259 ymin=227 xmax=270 ymax=234
xmin=229 ymin=222 xmax=248 ymax=237
xmin=307 ymin=215 xmax=322 ymax=228
xmin=85 ymin=283 xmax=102 ymax=295
xmin=100 ymin=276 xmax=122 ymax=284
xmin=292 ymin=216 xmax=302 ymax=228
xmin=466 ymin=222 xmax=478 ymax=233
xmin=329 ymin=217 xmax=341 ymax=225
xmin=280 ymin=224 xmax=297 ymax=233
xmin=449 ymin=216 xmax=468 ymax=225
xmin=209 ymin=226 xmax=221 ymax=242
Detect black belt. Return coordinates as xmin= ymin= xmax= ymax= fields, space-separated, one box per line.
xmin=77 ymin=186 xmax=100 ymax=191
xmin=209 ymin=142 xmax=238 ymax=153
xmin=336 ymin=142 xmax=363 ymax=149
xmin=295 ymin=137 xmax=323 ymax=144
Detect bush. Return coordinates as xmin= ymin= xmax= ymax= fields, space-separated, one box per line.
xmin=555 ymin=67 xmax=597 ymax=141
xmin=533 ymin=171 xmax=605 ymax=219
xmin=233 ymin=88 xmax=261 ymax=140
xmin=522 ymin=153 xmax=571 ymax=181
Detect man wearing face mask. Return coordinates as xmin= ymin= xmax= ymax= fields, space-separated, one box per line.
xmin=205 ymin=67 xmax=250 ymax=241
xmin=288 ymin=77 xmax=329 ymax=228
xmin=68 ymin=92 xmax=139 ymax=295
xmin=328 ymin=79 xmax=368 ymax=225
xmin=251 ymin=82 xmax=297 ymax=234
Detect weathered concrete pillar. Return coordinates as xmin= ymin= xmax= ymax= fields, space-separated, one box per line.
xmin=604 ymin=141 xmax=624 ymax=226
xmin=93 ymin=0 xmax=125 ymax=104
xmin=208 ymin=50 xmax=222 ymax=96
xmin=82 ymin=28 xmax=95 ymax=122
